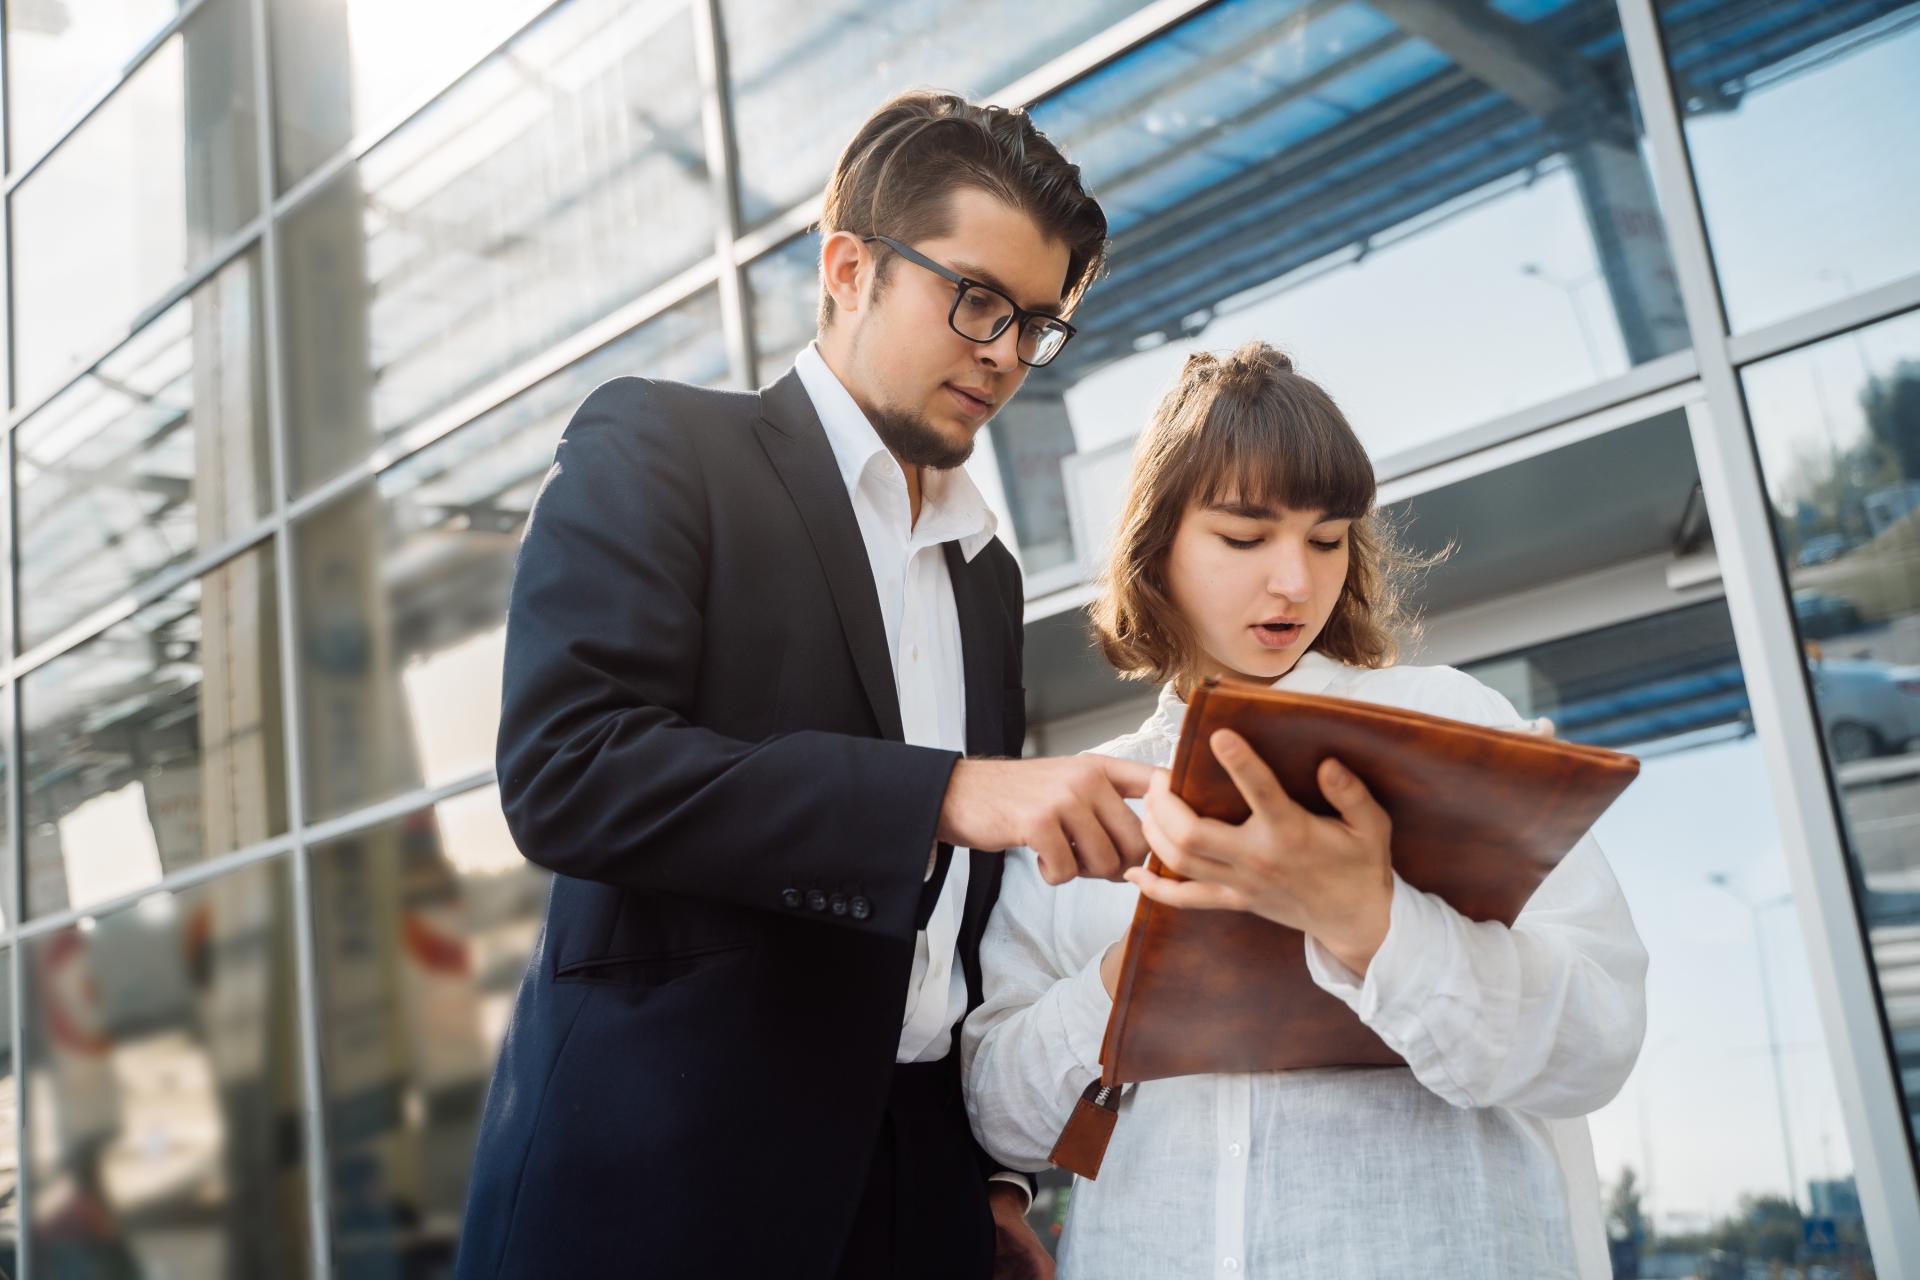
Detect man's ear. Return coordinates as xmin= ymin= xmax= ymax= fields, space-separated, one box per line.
xmin=819 ymin=230 xmax=873 ymax=318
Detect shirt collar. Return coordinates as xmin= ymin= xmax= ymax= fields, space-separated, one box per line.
xmin=1144 ymin=650 xmax=1348 ymax=747
xmin=793 ymin=342 xmax=998 ymax=560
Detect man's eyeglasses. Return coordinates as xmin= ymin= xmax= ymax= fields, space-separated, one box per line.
xmin=863 ymin=235 xmax=1076 ymax=368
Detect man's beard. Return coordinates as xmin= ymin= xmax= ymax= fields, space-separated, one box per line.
xmin=870 ymin=403 xmax=975 ymax=471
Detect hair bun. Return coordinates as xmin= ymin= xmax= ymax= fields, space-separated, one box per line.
xmin=1226 ymin=340 xmax=1293 ymax=378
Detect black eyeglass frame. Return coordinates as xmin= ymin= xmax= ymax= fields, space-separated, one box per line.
xmin=862 ymin=234 xmax=1077 ymax=367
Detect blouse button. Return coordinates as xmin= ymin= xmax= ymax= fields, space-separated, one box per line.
xmin=1221 ymin=1259 xmax=1240 ymax=1273
xmin=1226 ymin=1142 xmax=1243 ymax=1158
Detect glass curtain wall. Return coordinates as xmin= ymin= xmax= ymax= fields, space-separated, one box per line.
xmin=0 ymin=0 xmax=1916 ymax=1271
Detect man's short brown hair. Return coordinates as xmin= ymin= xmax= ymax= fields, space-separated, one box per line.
xmin=816 ymin=91 xmax=1109 ymax=330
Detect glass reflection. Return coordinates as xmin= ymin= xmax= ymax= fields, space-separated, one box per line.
xmin=2 ymin=0 xmax=184 ymax=169
xmin=747 ymin=234 xmax=820 ymax=385
xmin=267 ymin=0 xmax=550 ymax=191
xmin=7 ymin=0 xmax=258 ymax=409
xmin=276 ymin=0 xmax=714 ymax=495
xmin=719 ymin=0 xmax=1145 ymax=228
xmin=22 ymin=545 xmax=287 ymax=918
xmin=973 ymin=0 xmax=1687 ymax=579
xmin=293 ymin=291 xmax=725 ymax=824
xmin=1460 ymin=606 xmax=1878 ymax=1276
xmin=310 ymin=787 xmax=548 ymax=1274
xmin=1745 ymin=305 xmax=1920 ymax=1176
xmin=1658 ymin=0 xmax=1920 ymax=332
xmin=0 ymin=948 xmax=17 ymax=1276
xmin=15 ymin=251 xmax=270 ymax=654
xmin=23 ymin=860 xmax=310 ymax=1277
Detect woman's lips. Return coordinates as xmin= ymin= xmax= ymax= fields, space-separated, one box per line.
xmin=1250 ymin=622 xmax=1302 ymax=650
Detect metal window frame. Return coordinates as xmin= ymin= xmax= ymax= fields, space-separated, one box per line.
xmin=2 ymin=0 xmax=1919 ymax=1271
xmin=1616 ymin=0 xmax=1920 ymax=1267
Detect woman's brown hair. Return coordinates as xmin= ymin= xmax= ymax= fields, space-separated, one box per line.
xmin=1091 ymin=340 xmax=1425 ymax=690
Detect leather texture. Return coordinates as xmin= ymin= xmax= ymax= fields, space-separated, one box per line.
xmin=1099 ymin=679 xmax=1640 ymax=1085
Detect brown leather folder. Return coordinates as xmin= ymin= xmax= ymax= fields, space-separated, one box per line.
xmin=1101 ymin=678 xmax=1641 ymax=1086
xmin=1051 ymin=678 xmax=1639 ymax=1178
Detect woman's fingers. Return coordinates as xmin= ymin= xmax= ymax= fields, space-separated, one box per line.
xmin=1317 ymin=757 xmax=1391 ymax=845
xmin=1123 ymin=866 xmax=1248 ymax=912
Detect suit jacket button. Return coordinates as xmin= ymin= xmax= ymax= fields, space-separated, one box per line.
xmin=830 ymin=893 xmax=848 ymax=916
xmin=781 ymin=888 xmax=802 ymax=909
xmin=850 ymin=896 xmax=871 ymax=920
xmin=807 ymin=889 xmax=828 ymax=912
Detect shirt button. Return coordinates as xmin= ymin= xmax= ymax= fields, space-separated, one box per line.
xmin=850 ymin=896 xmax=872 ymax=920
xmin=807 ymin=890 xmax=827 ymax=912
xmin=780 ymin=888 xmax=801 ymax=909
xmin=1226 ymin=1142 xmax=1243 ymax=1158
xmin=830 ymin=893 xmax=849 ymax=916
xmin=1221 ymin=1260 xmax=1240 ymax=1273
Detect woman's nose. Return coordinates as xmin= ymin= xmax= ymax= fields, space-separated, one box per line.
xmin=1265 ymin=550 xmax=1311 ymax=601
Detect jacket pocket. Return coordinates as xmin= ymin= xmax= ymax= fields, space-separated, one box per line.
xmin=552 ymin=941 xmax=755 ymax=989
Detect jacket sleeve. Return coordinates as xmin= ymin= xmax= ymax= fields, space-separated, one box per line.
xmin=1304 ymin=673 xmax=1649 ymax=1118
xmin=495 ymin=377 xmax=958 ymax=942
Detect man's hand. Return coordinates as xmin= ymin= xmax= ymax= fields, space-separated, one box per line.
xmin=987 ymin=1182 xmax=1055 ymax=1280
xmin=1127 ymin=730 xmax=1395 ymax=975
xmin=939 ymin=755 xmax=1154 ymax=884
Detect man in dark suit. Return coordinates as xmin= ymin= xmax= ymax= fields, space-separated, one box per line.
xmin=455 ymin=92 xmax=1151 ymax=1279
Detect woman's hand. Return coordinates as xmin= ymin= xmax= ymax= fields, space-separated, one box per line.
xmin=1128 ymin=729 xmax=1395 ymax=975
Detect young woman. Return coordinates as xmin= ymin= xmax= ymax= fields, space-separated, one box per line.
xmin=961 ymin=341 xmax=1647 ymax=1279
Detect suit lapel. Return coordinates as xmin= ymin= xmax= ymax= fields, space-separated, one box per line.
xmin=754 ymin=369 xmax=904 ymax=743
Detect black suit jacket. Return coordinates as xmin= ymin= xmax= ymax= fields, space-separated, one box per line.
xmin=454 ymin=369 xmax=1027 ymax=1279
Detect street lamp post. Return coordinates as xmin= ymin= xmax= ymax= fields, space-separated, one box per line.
xmin=1708 ymin=873 xmax=1802 ymax=1215
xmin=1520 ymin=262 xmax=1605 ymax=379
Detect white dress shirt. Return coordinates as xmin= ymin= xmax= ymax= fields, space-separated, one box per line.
xmin=961 ymin=652 xmax=1649 ymax=1278
xmin=795 ymin=343 xmax=997 ymax=1063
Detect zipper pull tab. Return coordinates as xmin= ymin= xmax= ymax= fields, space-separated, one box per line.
xmin=1049 ymin=1077 xmax=1122 ymax=1180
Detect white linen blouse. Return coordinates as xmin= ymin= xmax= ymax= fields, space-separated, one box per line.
xmin=961 ymin=651 xmax=1648 ymax=1279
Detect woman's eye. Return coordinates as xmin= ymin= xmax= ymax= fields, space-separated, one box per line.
xmin=1220 ymin=535 xmax=1262 ymax=550
xmin=1311 ymin=537 xmax=1346 ymax=552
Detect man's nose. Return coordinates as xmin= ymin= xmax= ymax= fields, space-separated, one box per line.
xmin=976 ymin=320 xmax=1021 ymax=371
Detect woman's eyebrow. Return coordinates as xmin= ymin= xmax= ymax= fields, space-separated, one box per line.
xmin=1206 ymin=500 xmax=1338 ymax=521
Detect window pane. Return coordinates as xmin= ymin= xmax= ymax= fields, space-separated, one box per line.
xmin=1455 ymin=606 xmax=1879 ymax=1272
xmin=1659 ymin=0 xmax=1920 ymax=332
xmin=276 ymin=0 xmax=714 ymax=496
xmin=310 ymin=788 xmax=548 ymax=1273
xmin=15 ymin=251 xmax=269 ymax=653
xmin=2 ymin=0 xmax=183 ymax=167
xmin=7 ymin=0 xmax=258 ymax=409
xmin=23 ymin=860 xmax=310 ymax=1277
xmin=0 ymin=947 xmax=17 ymax=1275
xmin=718 ymin=0 xmax=1150 ymax=228
xmin=0 ymin=690 xmax=13 ymax=928
xmin=746 ymin=232 xmax=818 ymax=383
xmin=22 ymin=544 xmax=286 ymax=918
xmin=853 ymin=0 xmax=1691 ymax=583
xmin=1744 ymin=304 xmax=1920 ymax=1176
xmin=294 ymin=291 xmax=725 ymax=823
xmin=267 ymin=0 xmax=550 ymax=192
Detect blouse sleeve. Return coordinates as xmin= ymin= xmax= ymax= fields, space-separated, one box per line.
xmin=960 ymin=849 xmax=1118 ymax=1171
xmin=1304 ymin=671 xmax=1649 ymax=1118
